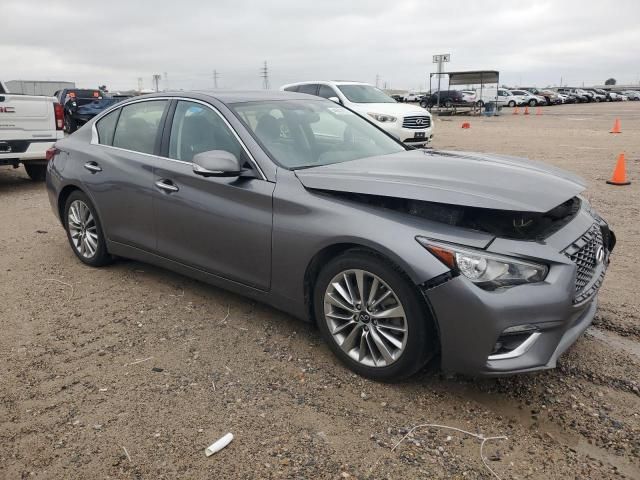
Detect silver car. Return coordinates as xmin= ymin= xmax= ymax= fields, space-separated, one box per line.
xmin=45 ymin=91 xmax=615 ymax=381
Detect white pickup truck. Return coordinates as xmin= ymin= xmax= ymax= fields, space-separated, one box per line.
xmin=0 ymin=80 xmax=64 ymax=180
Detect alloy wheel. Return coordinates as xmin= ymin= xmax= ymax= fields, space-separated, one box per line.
xmin=323 ymin=269 xmax=408 ymax=368
xmin=67 ymin=200 xmax=99 ymax=258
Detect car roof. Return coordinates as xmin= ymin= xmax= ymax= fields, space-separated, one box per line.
xmin=282 ymin=80 xmax=370 ymax=87
xmin=129 ymin=90 xmax=324 ymax=105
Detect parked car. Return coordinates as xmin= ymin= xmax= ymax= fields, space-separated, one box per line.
xmin=46 ymin=91 xmax=615 ymax=380
xmin=622 ymin=90 xmax=640 ymax=101
xmin=390 ymin=94 xmax=403 ymax=102
xmin=281 ymin=81 xmax=433 ymax=146
xmin=474 ymin=87 xmax=517 ymax=107
xmin=583 ymin=89 xmax=607 ymax=102
xmin=54 ymin=88 xmax=120 ymax=133
xmin=402 ymin=92 xmax=424 ymax=102
xmin=0 ymin=80 xmax=64 ymax=180
xmin=460 ymin=90 xmax=477 ymax=103
xmin=420 ymin=90 xmax=469 ymax=108
xmin=509 ymin=90 xmax=546 ymax=107
xmin=556 ymin=88 xmax=590 ymax=103
xmin=607 ymin=91 xmax=623 ymax=102
xmin=521 ymin=88 xmax=562 ymax=105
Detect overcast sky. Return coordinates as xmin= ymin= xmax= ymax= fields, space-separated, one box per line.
xmin=3 ymin=0 xmax=640 ymax=92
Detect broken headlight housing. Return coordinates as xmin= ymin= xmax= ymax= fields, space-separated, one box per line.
xmin=416 ymin=238 xmax=548 ymax=290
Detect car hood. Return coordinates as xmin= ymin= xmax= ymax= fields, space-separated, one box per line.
xmin=295 ymin=149 xmax=586 ymax=212
xmin=349 ymin=102 xmax=429 ymax=116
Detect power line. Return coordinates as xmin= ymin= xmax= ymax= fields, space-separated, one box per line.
xmin=260 ymin=61 xmax=270 ymax=90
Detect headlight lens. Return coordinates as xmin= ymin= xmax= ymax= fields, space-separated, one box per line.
xmin=416 ymin=238 xmax=548 ymax=289
xmin=367 ymin=112 xmax=397 ymax=123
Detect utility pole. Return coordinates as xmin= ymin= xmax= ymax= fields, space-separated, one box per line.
xmin=260 ymin=61 xmax=270 ymax=90
xmin=375 ymin=74 xmax=380 ymax=88
xmin=137 ymin=77 xmax=143 ymax=91
xmin=213 ymin=70 xmax=220 ymax=89
xmin=152 ymin=74 xmax=162 ymax=92
xmin=163 ymin=72 xmax=169 ymax=90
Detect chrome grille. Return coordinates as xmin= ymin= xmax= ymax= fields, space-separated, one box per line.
xmin=563 ymin=224 xmax=606 ymax=304
xmin=402 ymin=115 xmax=431 ymax=129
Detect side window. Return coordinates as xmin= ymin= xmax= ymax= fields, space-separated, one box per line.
xmin=169 ymin=101 xmax=243 ymax=162
xmin=297 ymin=84 xmax=319 ymax=96
xmin=112 ymin=100 xmax=167 ymax=154
xmin=318 ymin=85 xmax=338 ymax=99
xmin=96 ymin=109 xmax=120 ymax=146
xmin=283 ymin=85 xmax=299 ymax=92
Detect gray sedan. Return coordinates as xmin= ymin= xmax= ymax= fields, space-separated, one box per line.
xmin=45 ymin=91 xmax=615 ymax=380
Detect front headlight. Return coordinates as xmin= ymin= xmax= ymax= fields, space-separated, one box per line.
xmin=416 ymin=238 xmax=548 ymax=290
xmin=367 ymin=112 xmax=397 ymax=123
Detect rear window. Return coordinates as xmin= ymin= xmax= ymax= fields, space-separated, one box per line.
xmin=112 ymin=100 xmax=167 ymax=154
xmin=96 ymin=109 xmax=120 ymax=146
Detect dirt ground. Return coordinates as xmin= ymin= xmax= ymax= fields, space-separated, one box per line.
xmin=1 ymin=102 xmax=638 ymax=480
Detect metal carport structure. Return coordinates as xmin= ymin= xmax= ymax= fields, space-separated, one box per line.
xmin=430 ymin=70 xmax=500 ymax=112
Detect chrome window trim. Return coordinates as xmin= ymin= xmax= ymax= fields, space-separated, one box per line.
xmin=90 ymin=96 xmax=267 ymax=181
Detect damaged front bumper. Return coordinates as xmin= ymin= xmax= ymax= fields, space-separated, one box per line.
xmin=422 ymin=205 xmax=614 ymax=376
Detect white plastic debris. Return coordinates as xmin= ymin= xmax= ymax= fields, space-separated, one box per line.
xmin=205 ymin=433 xmax=233 ymax=457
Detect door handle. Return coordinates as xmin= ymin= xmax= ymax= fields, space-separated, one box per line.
xmin=155 ymin=179 xmax=179 ymax=193
xmin=84 ymin=161 xmax=102 ymax=173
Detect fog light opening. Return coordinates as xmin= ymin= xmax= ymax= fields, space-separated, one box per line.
xmin=488 ymin=327 xmax=541 ymax=360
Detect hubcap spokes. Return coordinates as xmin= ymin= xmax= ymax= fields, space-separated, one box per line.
xmin=68 ymin=200 xmax=98 ymax=258
xmin=324 ymin=269 xmax=407 ymax=368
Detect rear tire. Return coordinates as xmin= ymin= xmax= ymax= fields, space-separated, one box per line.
xmin=313 ymin=250 xmax=435 ymax=382
xmin=63 ymin=191 xmax=112 ymax=267
xmin=24 ymin=163 xmax=47 ymax=181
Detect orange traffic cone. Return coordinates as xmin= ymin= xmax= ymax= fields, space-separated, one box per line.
xmin=606 ymin=153 xmax=630 ymax=186
xmin=513 ymin=106 xmax=519 ymax=115
xmin=536 ymin=107 xmax=542 ymax=115
xmin=610 ymin=118 xmax=622 ymax=134
xmin=524 ymin=106 xmax=530 ymax=115
xmin=461 ymin=122 xmax=471 ymax=129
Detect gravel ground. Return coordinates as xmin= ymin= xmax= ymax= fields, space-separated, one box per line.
xmin=0 ymin=102 xmax=638 ymax=479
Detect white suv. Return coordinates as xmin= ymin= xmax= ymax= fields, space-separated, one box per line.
xmin=280 ymin=81 xmax=433 ymax=146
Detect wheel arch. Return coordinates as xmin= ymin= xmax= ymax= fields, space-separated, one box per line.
xmin=57 ymin=184 xmax=83 ymax=222
xmin=302 ymin=240 xmax=437 ymax=325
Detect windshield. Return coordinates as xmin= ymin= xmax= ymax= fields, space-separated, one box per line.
xmin=336 ymin=85 xmax=396 ymax=104
xmin=231 ymin=99 xmax=405 ymax=169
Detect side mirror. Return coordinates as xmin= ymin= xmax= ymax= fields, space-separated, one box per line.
xmin=328 ymin=96 xmax=341 ymax=104
xmin=192 ymin=150 xmax=241 ymax=177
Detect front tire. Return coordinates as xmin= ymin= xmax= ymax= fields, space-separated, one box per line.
xmin=528 ymin=99 xmax=536 ymax=107
xmin=314 ymin=251 xmax=435 ymax=381
xmin=508 ymin=100 xmax=516 ymax=107
xmin=64 ymin=191 xmax=112 ymax=267
xmin=24 ymin=163 xmax=47 ymax=181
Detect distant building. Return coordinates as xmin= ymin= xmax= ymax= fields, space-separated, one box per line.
xmin=5 ymin=80 xmax=75 ymax=96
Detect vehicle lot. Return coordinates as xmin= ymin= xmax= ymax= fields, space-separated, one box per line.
xmin=0 ymin=102 xmax=638 ymax=479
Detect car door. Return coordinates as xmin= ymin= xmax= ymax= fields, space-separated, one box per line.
xmin=86 ymin=99 xmax=169 ymax=251
xmin=152 ymin=99 xmax=274 ymax=290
